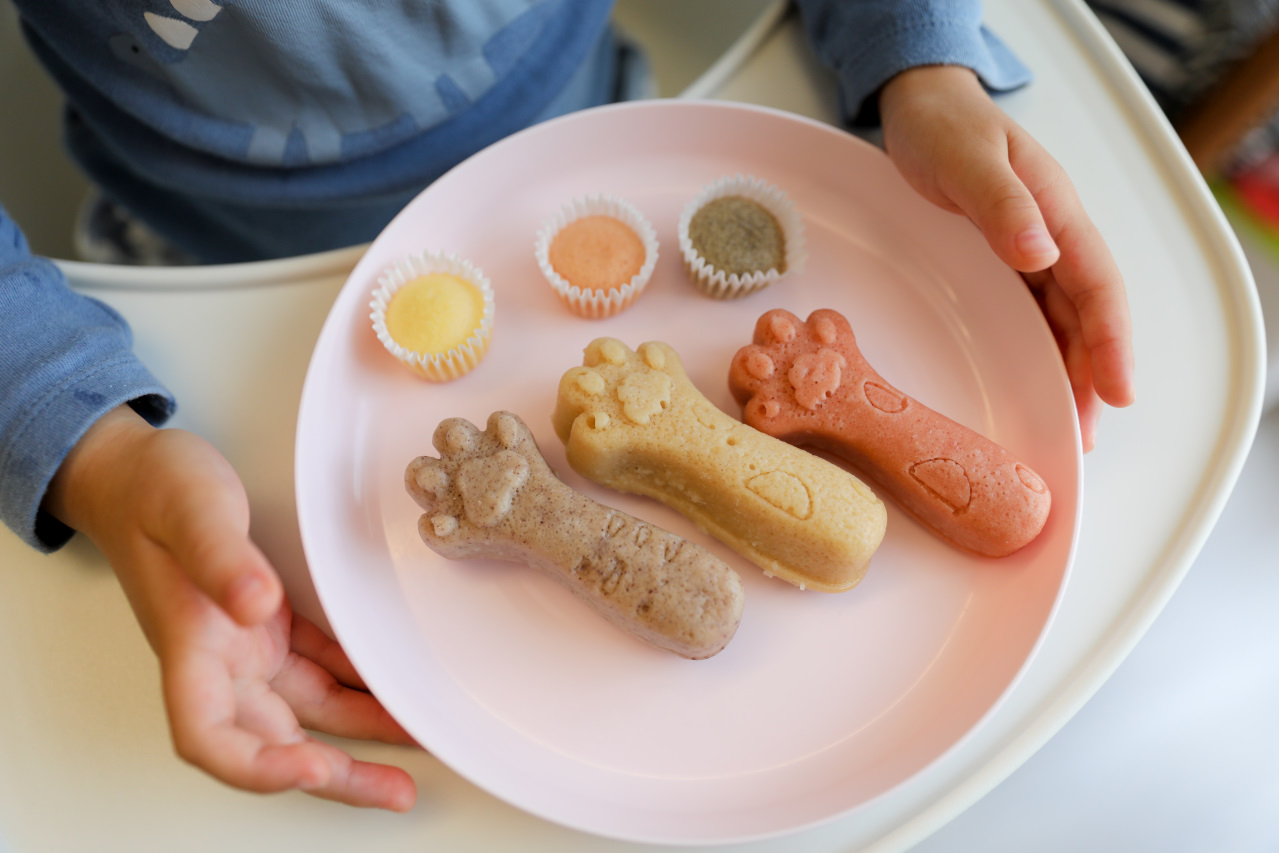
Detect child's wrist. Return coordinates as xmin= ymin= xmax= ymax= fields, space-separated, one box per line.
xmin=44 ymin=403 xmax=156 ymax=536
xmin=879 ymin=64 xmax=982 ymax=119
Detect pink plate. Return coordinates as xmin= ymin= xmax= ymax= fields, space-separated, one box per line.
xmin=295 ymin=100 xmax=1081 ymax=845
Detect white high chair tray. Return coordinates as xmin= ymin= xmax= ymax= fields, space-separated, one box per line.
xmin=0 ymin=1 xmax=1264 ymax=851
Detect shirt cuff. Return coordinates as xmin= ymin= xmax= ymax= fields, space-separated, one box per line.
xmin=4 ymin=353 xmax=175 ymax=553
xmin=811 ymin=11 xmax=1033 ymax=127
xmin=0 ymin=232 xmax=176 ymax=552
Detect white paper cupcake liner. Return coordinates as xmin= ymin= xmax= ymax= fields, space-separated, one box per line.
xmin=678 ymin=174 xmax=806 ymax=299
xmin=369 ymin=251 xmax=495 ymax=381
xmin=534 ymin=194 xmax=659 ymax=319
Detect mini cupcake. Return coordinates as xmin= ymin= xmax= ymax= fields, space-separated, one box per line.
xmin=678 ymin=174 xmax=805 ymax=299
xmin=535 ymin=194 xmax=658 ymax=319
xmin=369 ymin=251 xmax=495 ymax=381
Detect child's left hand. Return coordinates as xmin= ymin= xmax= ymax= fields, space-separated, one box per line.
xmin=878 ymin=65 xmax=1135 ymax=451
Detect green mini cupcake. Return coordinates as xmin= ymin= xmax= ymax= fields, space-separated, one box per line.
xmin=678 ymin=174 xmax=805 ymax=299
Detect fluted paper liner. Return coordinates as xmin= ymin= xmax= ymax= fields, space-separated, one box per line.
xmin=678 ymin=174 xmax=805 ymax=299
xmin=369 ymin=251 xmax=495 ymax=381
xmin=534 ymin=194 xmax=659 ymax=319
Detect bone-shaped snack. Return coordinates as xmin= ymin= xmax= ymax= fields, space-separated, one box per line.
xmin=552 ymin=338 xmax=886 ymax=593
xmin=729 ymin=308 xmax=1051 ymax=557
xmin=405 ymin=411 xmax=744 ymax=659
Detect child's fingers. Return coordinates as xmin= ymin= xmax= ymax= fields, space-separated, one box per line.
xmin=1032 ymin=271 xmax=1103 ymax=451
xmin=304 ymin=742 xmax=418 ymax=812
xmin=290 ymin=613 xmax=369 ymax=690
xmin=938 ymin=135 xmax=1061 ymax=274
xmin=1045 ymin=219 xmax=1134 ymax=408
xmin=174 ymin=706 xmax=413 ymax=810
xmin=162 ymin=643 xmax=414 ymax=810
xmin=1015 ymin=147 xmax=1136 ymax=409
xmin=272 ymin=651 xmax=418 ymax=747
xmin=162 ymin=644 xmax=328 ymax=792
xmin=190 ymin=730 xmax=333 ymax=794
xmin=156 ymin=446 xmax=283 ymax=626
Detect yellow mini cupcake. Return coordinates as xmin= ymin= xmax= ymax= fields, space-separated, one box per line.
xmin=370 ymin=252 xmax=495 ymax=381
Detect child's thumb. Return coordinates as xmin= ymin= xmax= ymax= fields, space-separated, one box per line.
xmin=947 ymin=156 xmax=1060 ymax=274
xmin=158 ymin=440 xmax=284 ymax=626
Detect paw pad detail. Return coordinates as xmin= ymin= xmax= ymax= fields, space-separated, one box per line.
xmin=746 ymin=470 xmax=812 ymax=519
xmin=1016 ymin=464 xmax=1048 ymax=494
xmin=574 ymin=370 xmax=606 ymax=396
xmin=788 ymin=348 xmax=845 ymax=410
xmin=597 ymin=339 xmax=628 ymax=365
xmin=742 ymin=350 xmax=775 ymax=381
xmin=640 ymin=342 xmax=667 ymax=370
xmin=768 ymin=313 xmax=797 ymax=342
xmin=617 ymin=370 xmax=671 ymax=424
xmin=909 ymin=458 xmax=972 ymax=512
xmin=414 ymin=466 xmax=450 ymax=499
xmin=459 ymin=450 xmax=530 ymax=527
xmin=864 ymin=381 xmax=908 ymax=414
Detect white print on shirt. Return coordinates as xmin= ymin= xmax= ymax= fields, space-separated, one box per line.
xmin=112 ymin=0 xmax=544 ymax=166
xmin=144 ymin=0 xmax=223 ymax=49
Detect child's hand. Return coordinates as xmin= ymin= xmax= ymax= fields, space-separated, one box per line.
xmin=878 ymin=65 xmax=1135 ymax=451
xmin=44 ymin=405 xmax=417 ymax=811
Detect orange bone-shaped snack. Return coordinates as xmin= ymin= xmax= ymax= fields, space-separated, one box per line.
xmin=729 ymin=309 xmax=1050 ymax=557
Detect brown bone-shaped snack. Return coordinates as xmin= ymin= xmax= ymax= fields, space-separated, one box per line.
xmin=729 ymin=309 xmax=1051 ymax=557
xmin=405 ymin=411 xmax=744 ymax=659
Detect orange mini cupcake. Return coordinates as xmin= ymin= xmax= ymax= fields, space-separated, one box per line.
xmin=535 ymin=194 xmax=658 ymax=319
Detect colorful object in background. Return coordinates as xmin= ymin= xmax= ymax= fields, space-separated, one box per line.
xmin=1230 ymin=154 xmax=1279 ymax=231
xmin=1213 ymin=152 xmax=1279 ymax=263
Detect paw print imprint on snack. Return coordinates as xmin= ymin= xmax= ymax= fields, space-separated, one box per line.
xmin=729 ymin=309 xmax=1052 ymax=557
xmin=554 ymin=338 xmax=886 ymax=592
xmin=746 ymin=311 xmax=848 ymax=409
xmin=405 ymin=411 xmax=745 ymax=659
xmin=1017 ymin=464 xmax=1048 ymax=494
xmin=567 ymin=337 xmax=672 ymax=426
xmin=410 ymin=412 xmax=529 ymax=535
xmin=745 ymin=470 xmax=812 ymax=519
xmin=909 ymin=458 xmax=971 ymax=513
xmin=789 ymin=349 xmax=846 ymax=410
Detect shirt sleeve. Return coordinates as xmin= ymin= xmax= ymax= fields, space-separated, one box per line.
xmin=0 ymin=205 xmax=175 ymax=552
xmin=794 ymin=0 xmax=1033 ymax=126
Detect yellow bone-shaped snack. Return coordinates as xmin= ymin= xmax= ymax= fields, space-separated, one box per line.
xmin=553 ymin=338 xmax=886 ymax=592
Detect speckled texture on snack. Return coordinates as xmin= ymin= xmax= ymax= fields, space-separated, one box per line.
xmin=548 ymin=215 xmax=646 ymax=292
xmin=687 ymin=196 xmax=786 ymax=277
xmin=553 ymin=338 xmax=886 ymax=593
xmin=729 ymin=308 xmax=1051 ymax=557
xmin=405 ymin=411 xmax=744 ymax=659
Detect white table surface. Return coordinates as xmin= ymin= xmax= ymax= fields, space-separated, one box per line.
xmin=0 ymin=2 xmax=1269 ymax=851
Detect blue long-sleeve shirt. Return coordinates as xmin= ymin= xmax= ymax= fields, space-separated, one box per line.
xmin=0 ymin=0 xmax=1030 ymax=552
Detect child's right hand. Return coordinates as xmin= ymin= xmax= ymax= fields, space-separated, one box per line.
xmin=44 ymin=405 xmax=418 ymax=811
xmin=878 ymin=65 xmax=1135 ymax=451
